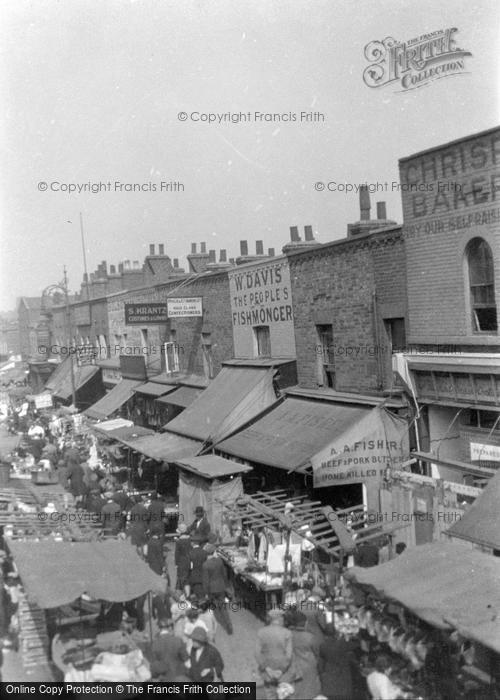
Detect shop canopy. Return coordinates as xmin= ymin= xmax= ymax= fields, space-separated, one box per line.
xmin=85 ymin=379 xmax=141 ymax=420
xmin=216 ymin=395 xmax=370 ymax=471
xmin=157 ymin=385 xmax=204 ymax=408
xmin=92 ymin=418 xmax=134 ymax=432
xmin=345 ymin=542 xmax=500 ymax=652
xmin=95 ymin=423 xmax=154 ymax=442
xmin=176 ymin=455 xmax=252 ymax=479
xmin=165 ymin=366 xmax=278 ymax=443
xmin=446 ymin=470 xmax=500 ymax=550
xmin=133 ymin=381 xmax=178 ymax=398
xmin=117 ymin=430 xmax=202 ymax=463
xmin=54 ymin=364 xmax=100 ymax=401
xmin=7 ymin=539 xmax=165 ymax=608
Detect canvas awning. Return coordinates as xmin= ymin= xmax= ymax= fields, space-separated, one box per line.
xmin=99 ymin=424 xmax=154 ymax=442
xmin=92 ymin=418 xmax=134 ymax=432
xmin=176 ymin=455 xmax=252 ymax=479
xmin=345 ymin=542 xmax=500 ymax=652
xmin=84 ymin=379 xmax=140 ymax=420
xmin=446 ymin=470 xmax=500 ymax=550
xmin=216 ymin=396 xmax=370 ymax=471
xmin=54 ymin=364 xmax=100 ymax=401
xmin=165 ymin=366 xmax=278 ymax=443
xmin=118 ymin=430 xmax=202 ymax=462
xmin=133 ymin=382 xmax=178 ymax=398
xmin=45 ymin=357 xmax=72 ymax=392
xmin=6 ymin=539 xmax=165 ymax=608
xmin=157 ymin=385 xmax=204 ymax=408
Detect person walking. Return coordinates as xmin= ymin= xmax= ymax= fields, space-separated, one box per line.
xmin=286 ymin=609 xmax=321 ymax=699
xmin=201 ymin=544 xmax=233 ymax=635
xmin=100 ymin=493 xmax=122 ymax=536
xmin=189 ymin=541 xmax=207 ymax=599
xmin=255 ymin=609 xmax=294 ymax=700
xmin=150 ymin=618 xmax=188 ymax=681
xmin=186 ymin=626 xmax=224 ymax=682
xmin=174 ymin=523 xmax=192 ymax=595
xmin=318 ymin=625 xmax=355 ymax=700
xmin=128 ymin=496 xmax=150 ymax=552
xmin=146 ymin=531 xmax=165 ymax=576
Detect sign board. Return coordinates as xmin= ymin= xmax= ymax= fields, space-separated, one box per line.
xmin=34 ymin=393 xmax=53 ymax=409
xmin=470 ymin=442 xmax=500 ymax=463
xmin=102 ymin=368 xmax=122 ymax=385
xmin=119 ymin=355 xmax=147 ymax=381
xmin=125 ymin=303 xmax=168 ymax=325
xmin=167 ymin=297 xmax=203 ymax=318
xmin=312 ymin=407 xmax=409 ymax=488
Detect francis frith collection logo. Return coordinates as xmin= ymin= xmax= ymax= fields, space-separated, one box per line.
xmin=363 ymin=28 xmax=472 ymax=91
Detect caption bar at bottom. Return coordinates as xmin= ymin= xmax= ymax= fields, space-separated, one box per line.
xmin=2 ymin=683 xmax=256 ymax=698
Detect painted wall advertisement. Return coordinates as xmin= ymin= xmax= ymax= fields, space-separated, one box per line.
xmin=312 ymin=407 xmax=409 ymax=488
xmin=167 ymin=297 xmax=203 ymax=318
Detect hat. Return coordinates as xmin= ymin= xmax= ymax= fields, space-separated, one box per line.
xmin=204 ymin=543 xmax=216 ymax=554
xmin=190 ymin=626 xmax=208 ymax=643
xmin=177 ymin=523 xmax=188 ymax=534
xmin=194 ymin=506 xmax=204 ymax=515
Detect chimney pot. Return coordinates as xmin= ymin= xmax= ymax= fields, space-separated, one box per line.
xmin=304 ymin=225 xmax=314 ymax=241
xmin=200 ymin=242 xmax=207 ymax=254
xmin=209 ymin=249 xmax=216 ymax=262
xmin=83 ymin=273 xmax=88 ymax=282
xmin=240 ymin=240 xmax=248 ymax=256
xmin=219 ymin=249 xmax=227 ymax=262
xmin=109 ymin=265 xmax=116 ymax=274
xmin=268 ymin=248 xmax=275 ymax=257
xmin=256 ymin=240 xmax=264 ymax=255
xmin=158 ymin=244 xmax=165 ymax=255
xmin=360 ymin=185 xmax=371 ymax=220
xmin=173 ymin=258 xmax=179 ymax=268
xmin=149 ymin=244 xmax=155 ymax=256
xmin=290 ymin=226 xmax=300 ymax=242
xmin=118 ymin=263 xmax=123 ymax=273
xmin=377 ymin=202 xmax=387 ymax=220
xmin=191 ymin=243 xmax=197 ymax=254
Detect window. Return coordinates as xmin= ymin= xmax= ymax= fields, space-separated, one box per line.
xmin=254 ymin=326 xmax=271 ymax=357
xmin=140 ymin=328 xmax=148 ymax=354
xmin=164 ymin=342 xmax=180 ymax=373
xmin=462 ymin=409 xmax=500 ymax=431
xmin=316 ymin=324 xmax=335 ymax=388
xmin=202 ymin=332 xmax=214 ymax=379
xmin=384 ymin=318 xmax=406 ymax=353
xmin=467 ymin=238 xmax=497 ymax=332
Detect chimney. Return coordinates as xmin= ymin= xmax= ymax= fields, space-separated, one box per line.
xmin=158 ymin=243 xmax=165 ymax=255
xmin=173 ymin=258 xmax=179 ymax=268
xmin=256 ymin=240 xmax=264 ymax=255
xmin=209 ymin=249 xmax=216 ymax=263
xmin=290 ymin=226 xmax=300 ymax=242
xmin=133 ymin=260 xmax=140 ymax=269
xmin=118 ymin=263 xmax=124 ymax=274
xmin=149 ymin=244 xmax=155 ymax=256
xmin=200 ymin=242 xmax=207 ymax=254
xmin=377 ymin=202 xmax=387 ymax=220
xmin=219 ymin=249 xmax=227 ymax=262
xmin=229 ymin=257 xmax=235 ymax=264
xmin=191 ymin=243 xmax=197 ymax=254
xmin=83 ymin=273 xmax=88 ymax=282
xmin=304 ymin=225 xmax=314 ymax=241
xmin=240 ymin=240 xmax=248 ymax=256
xmin=360 ymin=185 xmax=371 ymax=220
xmin=268 ymin=248 xmax=275 ymax=257
xmin=124 ymin=260 xmax=131 ymax=270
xmin=109 ymin=265 xmax=116 ymax=274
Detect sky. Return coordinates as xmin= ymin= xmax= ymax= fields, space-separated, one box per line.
xmin=1 ymin=0 xmax=499 ymax=310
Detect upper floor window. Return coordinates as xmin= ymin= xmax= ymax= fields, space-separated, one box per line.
xmin=467 ymin=238 xmax=497 ymax=332
xmin=254 ymin=326 xmax=271 ymax=357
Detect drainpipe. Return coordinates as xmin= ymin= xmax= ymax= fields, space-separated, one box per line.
xmin=372 ymin=292 xmax=384 ymax=389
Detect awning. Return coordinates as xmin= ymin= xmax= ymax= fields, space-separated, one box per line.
xmin=133 ymin=382 xmax=178 ymax=398
xmin=345 ymin=542 xmax=500 ymax=652
xmin=45 ymin=358 xmax=71 ymax=392
xmin=216 ymin=396 xmax=370 ymax=471
xmin=176 ymin=455 xmax=252 ymax=479
xmin=157 ymin=385 xmax=204 ymax=408
xmin=92 ymin=418 xmax=134 ymax=432
xmin=103 ymin=425 xmax=154 ymax=442
xmin=54 ymin=364 xmax=100 ymax=401
xmin=118 ymin=430 xmax=202 ymax=462
xmin=446 ymin=470 xmax=500 ymax=550
xmin=7 ymin=540 xmax=165 ymax=608
xmin=84 ymin=379 xmax=141 ymax=420
xmin=165 ymin=366 xmax=278 ymax=442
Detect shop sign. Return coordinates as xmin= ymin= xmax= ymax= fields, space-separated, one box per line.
xmin=167 ymin=297 xmax=203 ymax=317
xmin=470 ymin=442 xmax=500 ymax=463
xmin=33 ymin=393 xmax=53 ymax=409
xmin=312 ymin=407 xmax=409 ymax=488
xmin=125 ymin=303 xmax=168 ymax=324
xmin=102 ymin=368 xmax=121 ymax=385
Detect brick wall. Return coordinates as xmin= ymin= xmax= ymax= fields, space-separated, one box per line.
xmin=399 ymin=127 xmax=500 ymax=344
xmin=288 ymin=229 xmax=406 ymax=393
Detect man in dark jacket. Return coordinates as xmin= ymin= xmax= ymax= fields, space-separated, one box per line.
xmin=148 ymin=493 xmax=166 ymax=536
xmin=189 ymin=543 xmax=208 ymax=599
xmin=101 ymin=494 xmax=122 ymax=536
xmin=201 ymin=545 xmax=232 ymax=634
xmin=186 ymin=506 xmax=210 ymax=546
xmin=146 ymin=532 xmax=165 ymax=576
xmin=150 ymin=618 xmax=188 ymax=680
xmin=128 ymin=496 xmax=150 ymax=550
xmin=188 ymin=626 xmax=224 ymax=682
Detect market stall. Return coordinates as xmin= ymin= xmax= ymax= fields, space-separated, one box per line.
xmin=344 ymin=542 xmax=500 ymax=698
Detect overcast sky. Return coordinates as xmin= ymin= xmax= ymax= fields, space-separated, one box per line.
xmin=1 ymin=0 xmax=498 ymax=310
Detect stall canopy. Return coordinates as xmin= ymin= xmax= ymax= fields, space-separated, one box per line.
xmin=54 ymin=364 xmax=100 ymax=401
xmin=157 ymin=385 xmax=204 ymax=408
xmin=117 ymin=430 xmax=202 ymax=463
xmin=165 ymin=366 xmax=278 ymax=444
xmin=176 ymin=455 xmax=252 ymax=479
xmin=7 ymin=539 xmax=165 ymax=608
xmin=346 ymin=542 xmax=500 ymax=652
xmin=133 ymin=382 xmax=178 ymax=398
xmin=95 ymin=424 xmax=154 ymax=443
xmin=216 ymin=395 xmax=370 ymax=471
xmin=92 ymin=418 xmax=134 ymax=432
xmin=85 ymin=379 xmax=141 ymax=420
xmin=446 ymin=470 xmax=500 ymax=550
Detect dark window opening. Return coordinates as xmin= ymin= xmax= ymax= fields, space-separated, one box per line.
xmin=254 ymin=326 xmax=271 ymax=357
xmin=467 ymin=238 xmax=497 ymax=332
xmin=316 ymin=324 xmax=335 ymax=388
xmin=384 ymin=318 xmax=406 ymax=353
